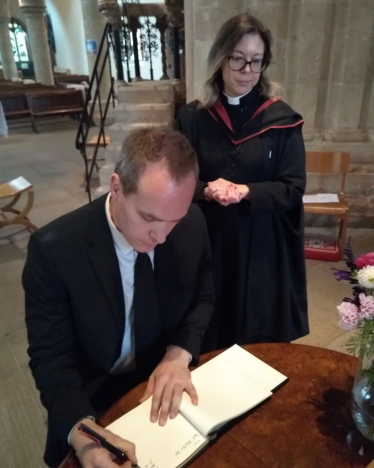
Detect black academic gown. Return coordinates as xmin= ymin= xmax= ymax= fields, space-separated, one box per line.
xmin=177 ymin=90 xmax=309 ymax=351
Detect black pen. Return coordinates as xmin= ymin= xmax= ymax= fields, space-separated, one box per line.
xmin=78 ymin=422 xmax=140 ymax=467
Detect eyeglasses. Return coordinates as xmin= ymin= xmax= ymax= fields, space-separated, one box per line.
xmin=227 ymin=56 xmax=267 ymax=73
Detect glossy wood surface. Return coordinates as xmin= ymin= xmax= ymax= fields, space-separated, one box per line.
xmin=60 ymin=344 xmax=374 ymax=468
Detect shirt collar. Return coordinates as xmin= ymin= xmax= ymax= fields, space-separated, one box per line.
xmin=105 ymin=193 xmax=134 ymax=257
xmin=222 ymin=88 xmax=252 ymax=105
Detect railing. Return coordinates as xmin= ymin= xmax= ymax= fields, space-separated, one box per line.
xmin=75 ymin=22 xmax=117 ymax=202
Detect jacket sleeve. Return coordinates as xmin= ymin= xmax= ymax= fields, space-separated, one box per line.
xmin=23 ymin=234 xmax=97 ymax=443
xmin=247 ymin=126 xmax=306 ymax=214
xmin=168 ymin=211 xmax=214 ymax=363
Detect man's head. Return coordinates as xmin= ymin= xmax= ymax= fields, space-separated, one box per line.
xmin=110 ymin=127 xmax=198 ymax=252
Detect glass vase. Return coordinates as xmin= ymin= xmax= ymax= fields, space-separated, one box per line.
xmin=352 ymin=347 xmax=374 ymax=441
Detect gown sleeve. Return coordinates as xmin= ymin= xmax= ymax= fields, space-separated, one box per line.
xmin=247 ymin=125 xmax=306 ymax=214
xmin=176 ymin=104 xmax=207 ymax=200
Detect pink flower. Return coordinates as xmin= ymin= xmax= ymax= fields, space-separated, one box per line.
xmin=337 ymin=301 xmax=361 ymax=330
xmin=356 ymin=253 xmax=374 ymax=269
xmin=359 ymin=293 xmax=374 ymax=319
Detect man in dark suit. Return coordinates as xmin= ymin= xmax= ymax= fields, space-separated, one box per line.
xmin=23 ymin=128 xmax=214 ymax=468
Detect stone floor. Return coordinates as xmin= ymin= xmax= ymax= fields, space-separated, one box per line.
xmin=0 ymin=121 xmax=374 ymax=467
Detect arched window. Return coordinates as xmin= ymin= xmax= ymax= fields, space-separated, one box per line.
xmin=9 ymin=18 xmax=30 ymax=63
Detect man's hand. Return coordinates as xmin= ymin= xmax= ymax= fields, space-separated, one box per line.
xmin=70 ymin=418 xmax=137 ymax=468
xmin=139 ymin=346 xmax=198 ymax=426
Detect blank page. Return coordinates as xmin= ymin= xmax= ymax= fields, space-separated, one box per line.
xmin=179 ymin=345 xmax=287 ymax=437
xmin=179 ymin=350 xmax=273 ymax=437
xmin=219 ymin=344 xmax=287 ymax=391
xmin=106 ymin=398 xmax=207 ymax=468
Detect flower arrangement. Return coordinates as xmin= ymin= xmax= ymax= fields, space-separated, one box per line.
xmin=333 ymin=239 xmax=374 ymax=356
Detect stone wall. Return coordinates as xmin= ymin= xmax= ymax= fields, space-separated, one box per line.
xmin=185 ymin=0 xmax=374 ymax=142
xmin=184 ymin=0 xmax=374 ymax=227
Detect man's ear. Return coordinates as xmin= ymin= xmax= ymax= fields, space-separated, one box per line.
xmin=110 ymin=173 xmax=122 ymax=199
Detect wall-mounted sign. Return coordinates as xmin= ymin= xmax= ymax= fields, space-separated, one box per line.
xmin=85 ymin=40 xmax=98 ymax=56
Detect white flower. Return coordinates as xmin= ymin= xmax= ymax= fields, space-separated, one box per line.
xmin=357 ymin=266 xmax=374 ymax=289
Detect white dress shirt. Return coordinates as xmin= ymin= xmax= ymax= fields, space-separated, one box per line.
xmin=105 ymin=194 xmax=154 ymax=374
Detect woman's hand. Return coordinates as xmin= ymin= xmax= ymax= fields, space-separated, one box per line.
xmin=205 ymin=179 xmax=249 ymax=206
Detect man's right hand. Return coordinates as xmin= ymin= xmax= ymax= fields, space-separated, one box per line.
xmin=70 ymin=418 xmax=137 ymax=468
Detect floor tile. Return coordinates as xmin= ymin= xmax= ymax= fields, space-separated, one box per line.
xmin=0 ymin=384 xmax=47 ymax=468
xmin=0 ymin=260 xmax=27 ymax=334
xmin=293 ymin=286 xmax=346 ymax=348
xmin=6 ymin=327 xmax=47 ymax=421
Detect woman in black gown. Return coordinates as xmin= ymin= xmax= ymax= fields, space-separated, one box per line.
xmin=177 ymin=13 xmax=309 ymax=351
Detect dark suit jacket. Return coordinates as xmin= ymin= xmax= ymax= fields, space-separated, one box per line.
xmin=22 ymin=195 xmax=214 ymax=467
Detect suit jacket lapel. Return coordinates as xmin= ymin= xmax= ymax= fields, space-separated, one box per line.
xmin=86 ymin=196 xmax=125 ymax=337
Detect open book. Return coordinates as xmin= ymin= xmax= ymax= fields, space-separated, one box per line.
xmin=107 ymin=345 xmax=287 ymax=468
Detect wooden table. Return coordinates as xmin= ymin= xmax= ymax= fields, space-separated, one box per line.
xmin=61 ymin=343 xmax=374 ymax=468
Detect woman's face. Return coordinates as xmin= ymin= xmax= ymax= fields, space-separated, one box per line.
xmin=221 ymin=33 xmax=265 ymax=97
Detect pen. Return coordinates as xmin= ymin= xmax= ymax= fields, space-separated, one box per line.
xmin=77 ymin=423 xmax=140 ymax=467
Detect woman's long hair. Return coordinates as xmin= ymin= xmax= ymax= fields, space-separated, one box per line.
xmin=200 ymin=14 xmax=273 ymax=108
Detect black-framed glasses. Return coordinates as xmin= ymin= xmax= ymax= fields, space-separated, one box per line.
xmin=227 ymin=56 xmax=267 ymax=73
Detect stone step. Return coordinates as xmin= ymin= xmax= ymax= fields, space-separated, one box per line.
xmin=118 ymin=83 xmax=174 ymax=105
xmin=305 ymin=141 xmax=374 ymax=164
xmin=306 ymin=172 xmax=374 ymax=197
xmin=99 ymin=163 xmax=115 ymax=187
xmin=114 ymin=103 xmax=175 ymax=124
xmin=105 ymin=143 xmax=122 ymax=165
xmin=108 ymin=122 xmax=171 ymax=143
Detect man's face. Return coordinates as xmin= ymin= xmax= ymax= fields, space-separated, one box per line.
xmin=110 ymin=161 xmax=196 ymax=252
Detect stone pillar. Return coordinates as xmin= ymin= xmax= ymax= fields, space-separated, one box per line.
xmin=165 ymin=26 xmax=174 ymax=79
xmin=165 ymin=0 xmax=184 ymax=80
xmin=156 ymin=15 xmax=170 ymax=80
xmin=18 ymin=0 xmax=53 ymax=85
xmin=0 ymin=0 xmax=18 ymax=79
xmin=97 ymin=0 xmax=125 ymax=83
xmin=80 ymin=0 xmax=111 ymax=98
xmin=129 ymin=17 xmax=142 ymax=82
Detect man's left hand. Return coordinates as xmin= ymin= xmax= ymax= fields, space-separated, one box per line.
xmin=139 ymin=346 xmax=198 ymax=426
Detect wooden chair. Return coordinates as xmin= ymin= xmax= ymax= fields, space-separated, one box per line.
xmin=0 ymin=177 xmax=38 ymax=233
xmin=304 ymin=151 xmax=350 ymax=259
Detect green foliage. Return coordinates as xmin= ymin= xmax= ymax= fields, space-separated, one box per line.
xmin=346 ymin=320 xmax=374 ymax=357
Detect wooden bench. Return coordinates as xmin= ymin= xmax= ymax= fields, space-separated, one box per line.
xmin=27 ymin=89 xmax=85 ymax=133
xmin=55 ymin=74 xmax=89 ymax=85
xmin=0 ymin=176 xmax=37 ymax=233
xmin=0 ymin=91 xmax=30 ymax=119
xmin=0 ymin=86 xmax=59 ymax=128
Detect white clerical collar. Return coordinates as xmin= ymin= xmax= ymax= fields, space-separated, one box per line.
xmin=105 ymin=193 xmax=134 ymax=257
xmin=223 ymin=88 xmax=252 ymax=105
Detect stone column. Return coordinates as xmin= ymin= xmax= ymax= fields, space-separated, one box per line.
xmin=129 ymin=17 xmax=142 ymax=82
xmin=18 ymin=0 xmax=54 ymax=85
xmin=0 ymin=0 xmax=18 ymax=79
xmin=165 ymin=0 xmax=184 ymax=80
xmin=156 ymin=15 xmax=170 ymax=80
xmin=80 ymin=0 xmax=111 ymax=98
xmin=97 ymin=0 xmax=125 ymax=83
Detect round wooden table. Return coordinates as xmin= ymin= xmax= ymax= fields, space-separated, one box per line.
xmin=61 ymin=343 xmax=374 ymax=468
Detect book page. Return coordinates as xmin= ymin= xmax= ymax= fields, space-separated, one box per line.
xmin=106 ymin=398 xmax=207 ymax=468
xmin=303 ymin=193 xmax=339 ymax=203
xmin=219 ymin=344 xmax=287 ymax=392
xmin=179 ymin=345 xmax=287 ymax=437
